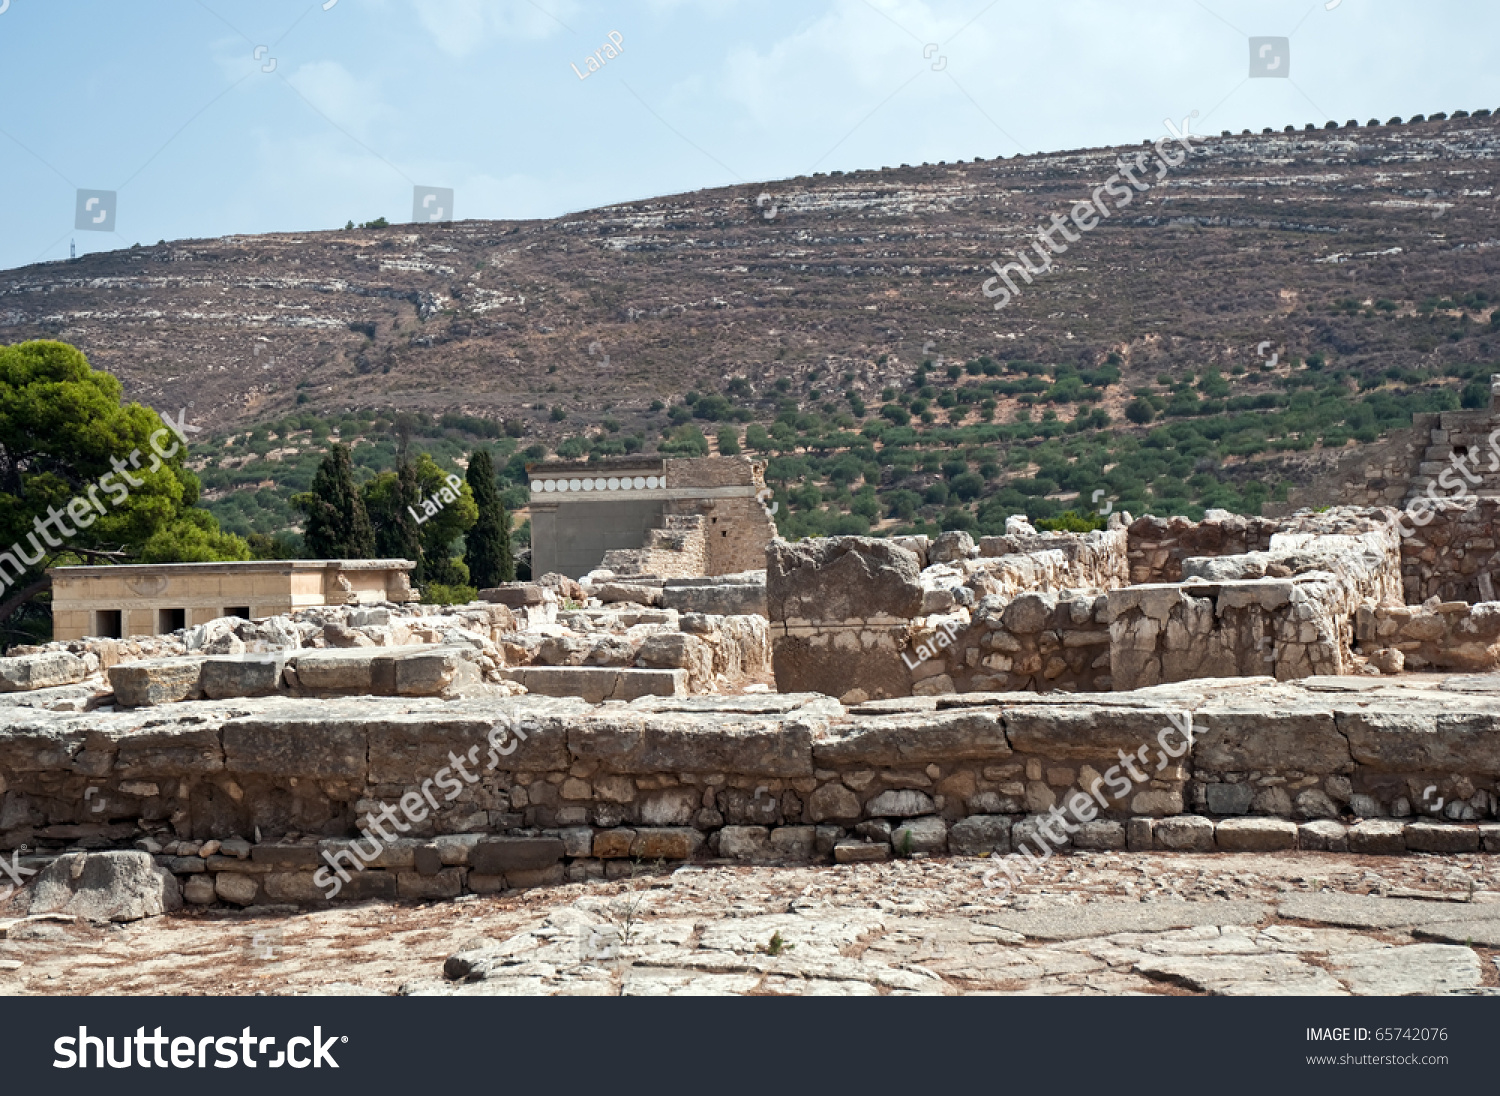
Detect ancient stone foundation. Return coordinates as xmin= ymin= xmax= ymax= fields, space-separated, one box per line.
xmin=3 ymin=676 xmax=1500 ymax=909
xmin=769 ymin=506 xmax=1500 ymax=701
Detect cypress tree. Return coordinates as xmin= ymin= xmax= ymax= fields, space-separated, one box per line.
xmin=464 ymin=448 xmax=513 ymax=587
xmin=297 ymin=444 xmax=374 ymax=559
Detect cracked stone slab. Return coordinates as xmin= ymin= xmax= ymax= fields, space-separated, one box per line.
xmin=1136 ymin=953 xmax=1348 ymax=996
xmin=1277 ymin=892 xmax=1500 ymax=930
xmin=1411 ymin=920 xmax=1500 ymax=948
xmin=1328 ymin=944 xmax=1483 ymax=996
xmin=980 ymin=899 xmax=1270 ymax=941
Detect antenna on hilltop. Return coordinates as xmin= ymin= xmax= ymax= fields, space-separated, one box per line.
xmin=70 ymin=239 xmax=76 ymax=259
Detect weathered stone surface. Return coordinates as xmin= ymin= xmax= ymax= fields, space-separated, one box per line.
xmin=1347 ymin=819 xmax=1407 ymax=855
xmin=1204 ymin=782 xmax=1255 ymax=815
xmin=1276 ymin=892 xmax=1500 ymax=930
xmin=393 ymin=648 xmax=480 ymax=697
xmin=27 ymin=851 xmax=181 ymax=922
xmin=865 ymin=789 xmax=936 ymax=818
xmin=288 ymin=649 xmax=385 ymax=693
xmin=1340 ymin=710 xmax=1500 ymax=775
xmin=1072 ymin=819 xmax=1126 ymax=850
xmin=1403 ymin=822 xmax=1479 ymax=853
xmin=1192 ymin=710 xmax=1350 ymax=774
xmin=0 ymin=652 xmax=88 ymax=693
xmin=500 ymin=667 xmax=687 ymax=703
xmin=480 ymin=584 xmax=552 ymax=607
xmin=108 ymin=658 xmax=204 ymax=707
xmin=200 ymin=654 xmax=287 ymax=699
xmin=814 ymin=709 xmax=1009 ymax=767
xmin=630 ymin=833 xmax=705 ymax=863
xmin=985 ymin=899 xmax=1270 ymax=941
xmin=719 ymin=825 xmax=772 ymax=860
xmin=768 ymin=537 xmax=924 ymax=623
xmin=1153 ymin=815 xmax=1216 ymax=852
xmin=1215 ymin=817 xmax=1298 ymax=851
xmin=1329 ymin=944 xmax=1483 ymax=996
xmin=569 ymin=709 xmax=815 ymax=777
xmin=222 ymin=713 xmax=367 ymax=779
xmin=1136 ymin=952 xmax=1346 ymax=996
xmin=891 ymin=815 xmax=947 ymax=855
xmin=1299 ymin=819 xmax=1349 ymax=852
xmin=807 ymin=783 xmax=862 ymax=824
xmin=832 ymin=840 xmax=890 ymax=863
xmin=948 ymin=815 xmax=1013 ymax=856
xmin=661 ymin=584 xmax=766 ymax=618
xmin=1005 ymin=707 xmax=1186 ymax=759
xmin=469 ymin=837 xmax=565 ymax=874
xmin=214 ymin=872 xmax=259 ymax=906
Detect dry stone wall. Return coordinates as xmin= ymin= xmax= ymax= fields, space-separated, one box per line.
xmin=3 ymin=680 xmax=1500 ymax=908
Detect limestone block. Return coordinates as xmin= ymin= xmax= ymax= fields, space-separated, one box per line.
xmin=1214 ymin=817 xmax=1297 ymax=851
xmin=0 ymin=651 xmax=88 ymax=693
xmin=108 ymin=658 xmax=204 ymax=707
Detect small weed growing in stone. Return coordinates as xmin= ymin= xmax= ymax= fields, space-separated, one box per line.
xmin=761 ymin=931 xmax=794 ymax=956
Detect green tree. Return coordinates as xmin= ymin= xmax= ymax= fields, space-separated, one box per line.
xmin=362 ymin=463 xmax=422 ymax=571
xmin=410 ymin=453 xmax=477 ymax=585
xmin=717 ymin=427 xmax=741 ymax=456
xmin=0 ymin=341 xmax=250 ymax=635
xmin=464 ymin=448 xmax=513 ymax=587
xmin=293 ymin=444 xmax=374 ymax=559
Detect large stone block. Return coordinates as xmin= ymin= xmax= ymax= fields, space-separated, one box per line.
xmin=392 ymin=648 xmax=481 ymax=697
xmin=568 ymin=711 xmax=814 ymax=777
xmin=814 ymin=709 xmax=1009 ymax=768
xmin=661 ymin=584 xmax=766 ymax=617
xmin=108 ymin=658 xmax=204 ymax=707
xmin=469 ymin=836 xmax=565 ymax=874
xmin=0 ymin=651 xmax=88 ymax=693
xmin=222 ymin=712 xmax=367 ymax=779
xmin=949 ymin=815 xmax=1012 ymax=855
xmin=1340 ymin=711 xmax=1500 ymax=775
xmin=1192 ymin=709 xmax=1351 ymax=774
xmin=200 ymin=654 xmax=287 ymax=699
xmin=767 ymin=536 xmax=924 ymax=623
xmin=1005 ymin=706 xmax=1189 ymax=759
xmin=27 ymin=850 xmax=181 ymax=922
xmin=1215 ymin=817 xmax=1298 ymax=851
xmin=499 ymin=667 xmax=687 ymax=704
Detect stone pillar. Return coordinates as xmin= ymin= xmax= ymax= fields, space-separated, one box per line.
xmin=767 ymin=537 xmax=925 ymax=702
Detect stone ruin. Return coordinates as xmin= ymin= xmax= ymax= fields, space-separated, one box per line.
xmin=5 ymin=499 xmax=1500 ymax=920
xmin=767 ymin=503 xmax=1500 ymax=701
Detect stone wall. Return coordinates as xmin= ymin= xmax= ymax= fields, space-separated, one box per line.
xmin=4 ymin=680 xmax=1500 ymax=907
xmin=1398 ymin=496 xmax=1500 ymax=604
xmin=1109 ymin=519 xmax=1403 ymax=690
xmin=768 ymin=529 xmax=1127 ymax=702
xmin=1357 ymin=600 xmax=1500 ymax=673
xmin=1125 ymin=512 xmax=1279 ymax=585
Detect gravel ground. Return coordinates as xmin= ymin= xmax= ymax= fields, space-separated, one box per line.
xmin=4 ymin=850 xmax=1500 ymax=996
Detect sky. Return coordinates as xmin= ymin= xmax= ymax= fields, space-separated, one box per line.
xmin=0 ymin=0 xmax=1496 ymax=272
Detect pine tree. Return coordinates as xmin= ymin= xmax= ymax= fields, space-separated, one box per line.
xmin=295 ymin=444 xmax=374 ymax=559
xmin=464 ymin=448 xmax=513 ymax=587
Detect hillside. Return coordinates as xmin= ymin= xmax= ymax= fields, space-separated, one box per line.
xmin=3 ymin=109 xmax=1500 ymax=541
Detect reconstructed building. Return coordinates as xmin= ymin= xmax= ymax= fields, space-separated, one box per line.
xmin=527 ymin=455 xmax=777 ymax=579
xmin=47 ymin=559 xmax=417 ymax=641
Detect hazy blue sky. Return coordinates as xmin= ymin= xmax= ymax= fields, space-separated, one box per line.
xmin=1 ymin=0 xmax=1495 ymax=271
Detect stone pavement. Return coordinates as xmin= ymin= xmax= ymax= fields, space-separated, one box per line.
xmin=4 ymin=849 xmax=1500 ymax=996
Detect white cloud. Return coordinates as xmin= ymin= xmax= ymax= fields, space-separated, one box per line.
xmin=410 ymin=0 xmax=576 ymax=57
